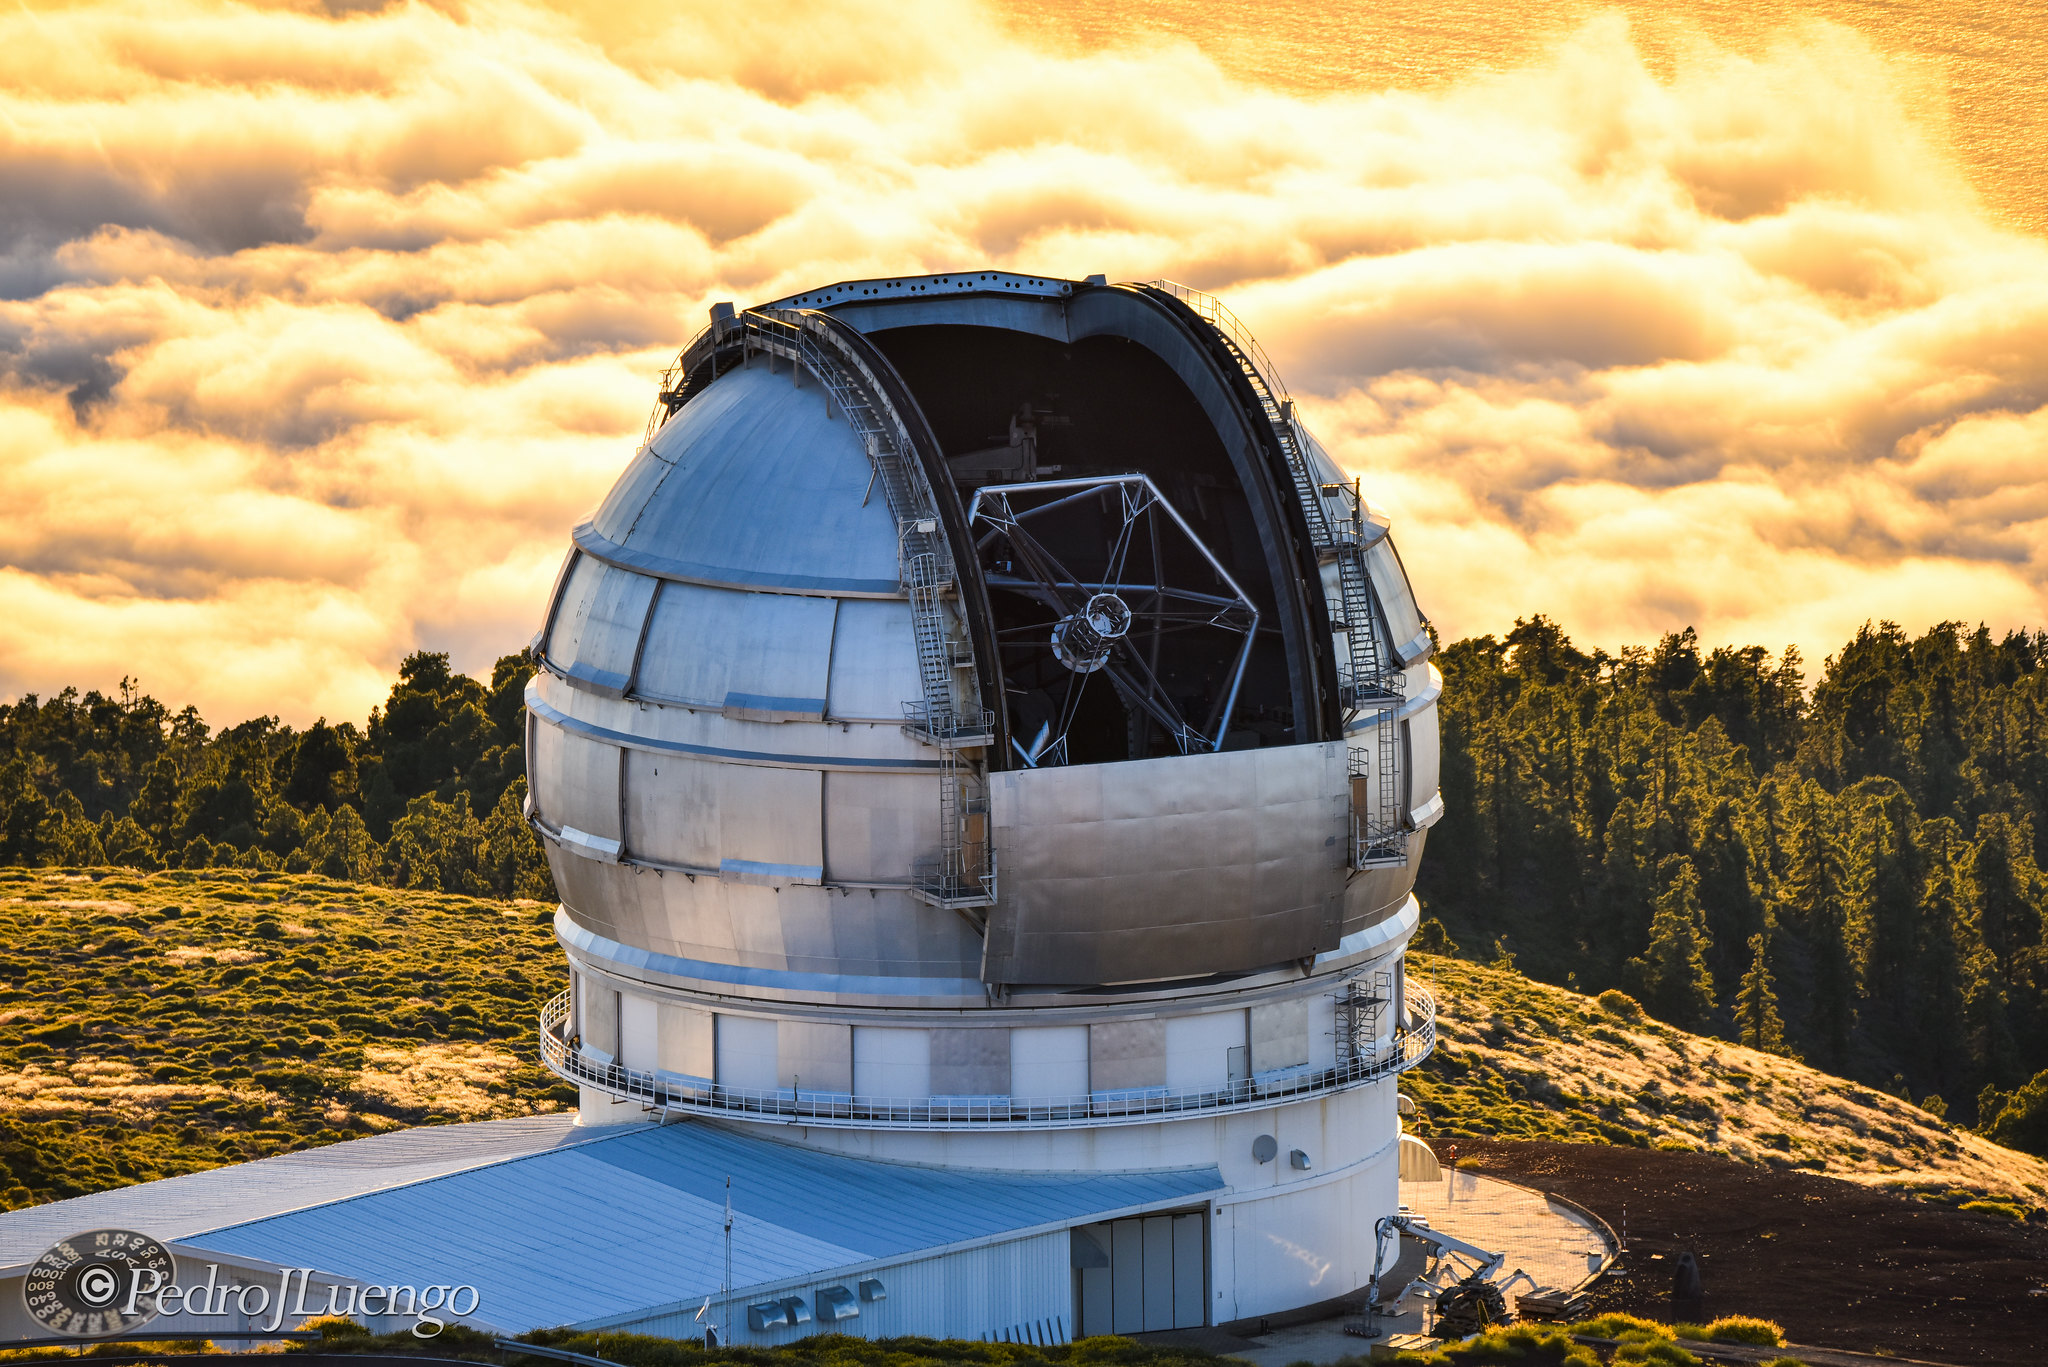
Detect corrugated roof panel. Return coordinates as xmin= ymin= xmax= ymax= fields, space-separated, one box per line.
xmin=198 ymin=1147 xmax=867 ymax=1331
xmin=579 ymin=1124 xmax=1223 ymax=1259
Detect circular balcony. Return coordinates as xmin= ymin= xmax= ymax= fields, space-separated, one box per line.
xmin=537 ymin=985 xmax=1435 ymax=1131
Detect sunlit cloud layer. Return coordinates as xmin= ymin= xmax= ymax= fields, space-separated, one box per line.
xmin=3 ymin=0 xmax=2045 ymax=724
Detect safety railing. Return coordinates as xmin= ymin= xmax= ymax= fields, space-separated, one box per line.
xmin=540 ymin=986 xmax=1435 ymax=1131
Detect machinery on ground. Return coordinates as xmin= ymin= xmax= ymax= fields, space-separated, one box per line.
xmin=1354 ymin=1213 xmax=1514 ymax=1339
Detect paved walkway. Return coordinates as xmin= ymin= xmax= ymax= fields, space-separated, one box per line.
xmin=1225 ymin=1172 xmax=1616 ymax=1367
xmin=1403 ymin=1167 xmax=1613 ymax=1294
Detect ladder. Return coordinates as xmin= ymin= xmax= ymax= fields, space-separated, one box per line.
xmin=1336 ymin=970 xmax=1393 ymax=1069
xmin=1145 ymin=282 xmax=1406 ymax=866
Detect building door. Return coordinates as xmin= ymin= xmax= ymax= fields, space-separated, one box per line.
xmin=1072 ymin=1210 xmax=1207 ymax=1335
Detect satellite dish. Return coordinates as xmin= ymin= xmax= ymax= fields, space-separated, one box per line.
xmin=1253 ymin=1134 xmax=1279 ymax=1164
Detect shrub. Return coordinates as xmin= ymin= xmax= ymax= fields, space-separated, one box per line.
xmin=1384 ymin=1323 xmax=1600 ymax=1365
xmin=1413 ymin=917 xmax=1460 ymax=956
xmin=1959 ymin=1199 xmax=2028 ymax=1221
xmin=1571 ymin=1314 xmax=1670 ymax=1339
xmin=1610 ymin=1345 xmax=1699 ymax=1366
xmin=1980 ymin=1069 xmax=2048 ymax=1156
xmin=1597 ymin=990 xmax=1644 ymax=1022
xmin=1692 ymin=1316 xmax=1784 ymax=1346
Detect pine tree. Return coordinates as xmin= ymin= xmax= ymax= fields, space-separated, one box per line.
xmin=1969 ymin=812 xmax=2046 ymax=975
xmin=1847 ymin=777 xmax=1923 ymax=1015
xmin=1628 ymin=854 xmax=1717 ymax=1030
xmin=1915 ymin=817 xmax=1995 ymax=1090
xmin=1735 ymin=931 xmax=1787 ymax=1055
xmin=1776 ymin=780 xmax=1856 ymax=1064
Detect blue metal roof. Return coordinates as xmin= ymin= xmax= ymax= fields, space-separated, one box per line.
xmin=190 ymin=1119 xmax=1222 ymax=1332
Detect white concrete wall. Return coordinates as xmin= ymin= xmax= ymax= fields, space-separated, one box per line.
xmin=658 ymin=1002 xmax=715 ymax=1078
xmin=619 ymin=992 xmax=658 ymax=1072
xmin=1165 ymin=1010 xmax=1245 ymax=1094
xmin=574 ymin=936 xmax=1414 ymax=1110
xmin=779 ymin=1020 xmax=852 ymax=1093
xmin=1011 ymin=1025 xmax=1088 ymax=1097
xmin=716 ymin=1014 xmax=778 ymax=1091
xmin=853 ymin=1025 xmax=930 ymax=1097
xmin=569 ymin=932 xmax=1420 ymax=1324
xmin=1212 ymin=1123 xmax=1399 ymax=1323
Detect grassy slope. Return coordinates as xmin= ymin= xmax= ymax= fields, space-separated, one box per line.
xmin=0 ymin=868 xmax=2040 ymax=1213
xmin=0 ymin=867 xmax=570 ymax=1206
xmin=1406 ymin=952 xmax=2048 ymax=1206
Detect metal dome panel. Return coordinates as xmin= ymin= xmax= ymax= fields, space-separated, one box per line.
xmin=634 ymin=582 xmax=838 ymax=720
xmin=548 ymin=553 xmax=660 ymax=697
xmin=983 ymin=741 xmax=1349 ymax=985
xmin=583 ymin=364 xmax=903 ymax=596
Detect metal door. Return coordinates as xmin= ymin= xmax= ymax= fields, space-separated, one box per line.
xmin=1072 ymin=1209 xmax=1209 ymax=1336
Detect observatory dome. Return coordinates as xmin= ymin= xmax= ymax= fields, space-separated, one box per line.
xmin=525 ymin=274 xmax=1444 ymax=1336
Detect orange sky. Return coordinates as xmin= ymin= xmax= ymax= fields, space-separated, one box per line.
xmin=2 ymin=0 xmax=2045 ymax=725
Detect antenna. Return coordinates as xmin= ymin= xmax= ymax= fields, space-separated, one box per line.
xmin=723 ymin=1175 xmax=733 ymax=1346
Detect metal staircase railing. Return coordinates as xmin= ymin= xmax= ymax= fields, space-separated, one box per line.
xmin=916 ymin=749 xmax=994 ymax=914
xmin=1336 ymin=969 xmax=1393 ymax=1066
xmin=647 ymin=308 xmax=995 ymax=910
xmin=1145 ymin=281 xmax=1406 ymax=866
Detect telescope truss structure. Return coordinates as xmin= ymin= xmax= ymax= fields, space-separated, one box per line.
xmin=968 ymin=474 xmax=1259 ymax=769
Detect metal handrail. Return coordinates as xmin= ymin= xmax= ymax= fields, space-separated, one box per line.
xmin=1144 ymin=280 xmax=1296 ymax=413
xmin=539 ymin=986 xmax=1435 ymax=1131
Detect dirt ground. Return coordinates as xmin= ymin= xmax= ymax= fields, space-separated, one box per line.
xmin=1449 ymin=1139 xmax=2048 ymax=1366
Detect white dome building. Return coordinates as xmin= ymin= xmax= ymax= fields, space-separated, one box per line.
xmin=525 ymin=273 xmax=1444 ymax=1343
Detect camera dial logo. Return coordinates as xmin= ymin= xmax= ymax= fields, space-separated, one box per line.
xmin=23 ymin=1230 xmax=175 ymax=1337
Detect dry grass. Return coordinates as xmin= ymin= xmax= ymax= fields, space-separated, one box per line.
xmin=161 ymin=946 xmax=264 ymax=964
xmin=349 ymin=1043 xmax=533 ymax=1122
xmin=1408 ymin=954 xmax=2048 ymax=1205
xmin=2 ymin=897 xmax=141 ymax=915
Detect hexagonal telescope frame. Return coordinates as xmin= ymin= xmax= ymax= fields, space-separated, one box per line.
xmin=967 ymin=474 xmax=1259 ymax=768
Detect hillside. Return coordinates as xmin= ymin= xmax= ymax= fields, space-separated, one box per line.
xmin=0 ymin=866 xmax=2041 ymax=1218
xmin=0 ymin=866 xmax=569 ymax=1207
xmin=1406 ymin=951 xmax=2048 ymax=1208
